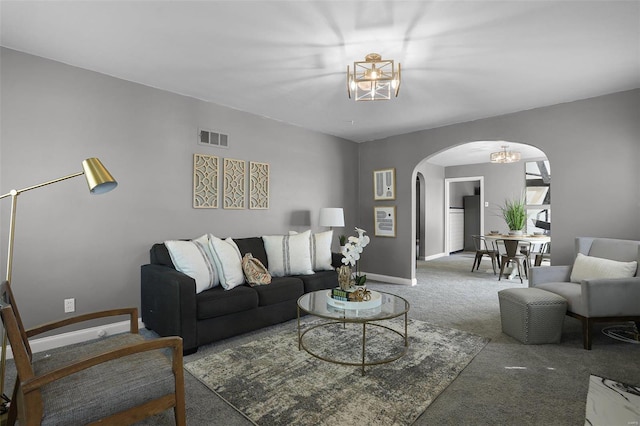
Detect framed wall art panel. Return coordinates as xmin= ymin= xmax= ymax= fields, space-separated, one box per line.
xmin=249 ymin=161 xmax=270 ymax=209
xmin=373 ymin=168 xmax=396 ymax=200
xmin=223 ymin=158 xmax=246 ymax=209
xmin=193 ymin=154 xmax=219 ymax=208
xmin=374 ymin=206 xmax=396 ymax=237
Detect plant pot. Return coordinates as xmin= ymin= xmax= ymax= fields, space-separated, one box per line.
xmin=508 ymin=230 xmax=524 ymax=236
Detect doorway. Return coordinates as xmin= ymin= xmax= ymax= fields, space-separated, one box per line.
xmin=444 ymin=177 xmax=485 ymax=255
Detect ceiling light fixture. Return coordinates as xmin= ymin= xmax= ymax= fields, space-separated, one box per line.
xmin=347 ymin=53 xmax=401 ymax=101
xmin=490 ymin=145 xmax=521 ymax=164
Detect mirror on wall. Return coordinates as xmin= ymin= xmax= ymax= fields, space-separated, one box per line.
xmin=526 ymin=160 xmax=551 ymax=234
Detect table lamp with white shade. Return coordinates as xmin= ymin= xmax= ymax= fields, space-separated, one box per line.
xmin=319 ymin=208 xmax=344 ymax=229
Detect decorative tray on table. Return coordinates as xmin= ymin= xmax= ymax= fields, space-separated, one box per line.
xmin=326 ymin=289 xmax=382 ymax=310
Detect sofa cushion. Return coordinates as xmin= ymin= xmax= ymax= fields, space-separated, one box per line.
xmin=234 ymin=237 xmax=269 ymax=268
xmin=253 ymin=277 xmax=304 ymax=306
xmin=290 ymin=230 xmax=334 ymax=271
xmin=196 ymin=285 xmax=258 ymax=320
xmin=311 ymin=230 xmax=334 ymax=271
xmin=262 ymin=231 xmax=314 ymax=277
xmin=295 ymin=270 xmax=338 ymax=293
xmin=209 ymin=236 xmax=245 ymax=290
xmin=165 ymin=235 xmax=218 ymax=293
xmin=570 ymin=253 xmax=637 ymax=283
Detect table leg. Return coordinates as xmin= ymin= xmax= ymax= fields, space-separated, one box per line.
xmin=297 ymin=306 xmax=301 ymax=350
xmin=361 ymin=322 xmax=367 ymax=376
xmin=404 ymin=312 xmax=408 ymax=347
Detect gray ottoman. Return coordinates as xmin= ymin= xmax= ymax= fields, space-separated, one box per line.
xmin=498 ymin=288 xmax=567 ymax=344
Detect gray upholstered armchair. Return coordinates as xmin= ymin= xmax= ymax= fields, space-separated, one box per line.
xmin=529 ymin=237 xmax=640 ymax=350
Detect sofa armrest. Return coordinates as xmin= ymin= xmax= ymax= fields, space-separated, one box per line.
xmin=582 ymin=276 xmax=640 ymax=317
xmin=529 ymin=265 xmax=572 ymax=287
xmin=140 ymin=264 xmax=198 ymax=353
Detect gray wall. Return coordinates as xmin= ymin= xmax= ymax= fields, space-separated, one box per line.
xmin=359 ymin=89 xmax=640 ymax=280
xmin=446 ymin=161 xmax=525 ymax=236
xmin=415 ymin=162 xmax=445 ymax=259
xmin=0 ymin=48 xmax=359 ymax=329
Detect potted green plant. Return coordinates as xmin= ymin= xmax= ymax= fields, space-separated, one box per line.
xmin=500 ymin=197 xmax=527 ymax=235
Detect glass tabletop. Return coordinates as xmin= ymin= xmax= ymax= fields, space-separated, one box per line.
xmin=297 ymin=289 xmax=410 ymax=322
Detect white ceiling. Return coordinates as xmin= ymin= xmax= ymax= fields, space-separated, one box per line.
xmin=1 ymin=1 xmax=638 ymax=164
xmin=427 ymin=141 xmax=544 ymax=167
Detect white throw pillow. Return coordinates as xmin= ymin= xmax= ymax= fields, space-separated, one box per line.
xmin=209 ymin=236 xmax=245 ymax=290
xmin=290 ymin=230 xmax=334 ymax=271
xmin=570 ymin=253 xmax=638 ymax=283
xmin=165 ymin=235 xmax=218 ymax=294
xmin=263 ymin=230 xmax=314 ymax=277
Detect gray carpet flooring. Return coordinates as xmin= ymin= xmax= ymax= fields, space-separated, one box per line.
xmin=7 ymin=253 xmax=640 ymax=425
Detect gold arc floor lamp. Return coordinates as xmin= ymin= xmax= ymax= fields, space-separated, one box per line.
xmin=0 ymin=157 xmax=117 ymax=412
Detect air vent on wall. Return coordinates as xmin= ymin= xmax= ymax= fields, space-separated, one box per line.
xmin=199 ymin=129 xmax=228 ymax=148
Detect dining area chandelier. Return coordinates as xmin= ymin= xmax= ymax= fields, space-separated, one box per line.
xmin=347 ymin=53 xmax=401 ymax=101
xmin=490 ymin=145 xmax=521 ymax=164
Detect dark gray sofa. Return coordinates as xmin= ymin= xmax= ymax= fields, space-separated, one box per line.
xmin=141 ymin=236 xmax=340 ymax=354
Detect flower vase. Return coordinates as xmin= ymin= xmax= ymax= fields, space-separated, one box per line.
xmin=337 ymin=265 xmax=355 ymax=291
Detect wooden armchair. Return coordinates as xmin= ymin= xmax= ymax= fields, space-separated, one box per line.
xmin=1 ymin=281 xmax=185 ymax=425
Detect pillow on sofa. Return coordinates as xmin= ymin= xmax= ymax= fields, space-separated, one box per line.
xmin=263 ymin=230 xmax=314 ymax=277
xmin=209 ymin=236 xmax=245 ymax=290
xmin=165 ymin=235 xmax=218 ymax=293
xmin=290 ymin=230 xmax=333 ymax=271
xmin=570 ymin=253 xmax=638 ymax=283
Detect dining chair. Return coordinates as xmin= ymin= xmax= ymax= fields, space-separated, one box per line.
xmin=534 ymin=242 xmax=551 ymax=266
xmin=496 ymin=239 xmax=532 ymax=283
xmin=0 ymin=281 xmax=186 ymax=425
xmin=471 ymin=235 xmax=499 ymax=274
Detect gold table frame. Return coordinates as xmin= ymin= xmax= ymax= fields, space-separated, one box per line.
xmin=297 ymin=290 xmax=410 ymax=376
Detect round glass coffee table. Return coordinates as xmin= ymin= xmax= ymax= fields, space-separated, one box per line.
xmin=297 ymin=289 xmax=410 ymax=375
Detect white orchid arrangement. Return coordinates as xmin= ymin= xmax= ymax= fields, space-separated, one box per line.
xmin=341 ymin=227 xmax=370 ymax=286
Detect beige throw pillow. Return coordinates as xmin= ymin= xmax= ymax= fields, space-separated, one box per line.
xmin=570 ymin=253 xmax=638 ymax=283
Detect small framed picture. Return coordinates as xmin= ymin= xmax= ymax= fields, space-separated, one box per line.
xmin=374 ymin=206 xmax=396 ymax=237
xmin=373 ymin=168 xmax=395 ymax=200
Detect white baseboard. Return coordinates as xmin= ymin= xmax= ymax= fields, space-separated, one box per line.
xmin=364 ymin=272 xmax=417 ymax=286
xmin=423 ymin=252 xmax=447 ymax=261
xmin=6 ymin=317 xmax=145 ymax=360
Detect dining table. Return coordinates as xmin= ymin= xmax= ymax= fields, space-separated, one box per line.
xmin=483 ymin=233 xmax=551 ymax=278
xmin=483 ymin=233 xmax=550 ymax=244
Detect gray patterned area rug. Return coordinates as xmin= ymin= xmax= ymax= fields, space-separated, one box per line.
xmin=185 ymin=318 xmax=489 ymax=426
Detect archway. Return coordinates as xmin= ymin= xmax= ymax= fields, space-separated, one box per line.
xmin=410 ymin=141 xmax=550 ymax=282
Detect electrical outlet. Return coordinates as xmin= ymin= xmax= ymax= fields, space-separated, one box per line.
xmin=64 ymin=298 xmax=75 ymax=313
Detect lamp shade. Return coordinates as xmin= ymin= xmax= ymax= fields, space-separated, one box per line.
xmin=319 ymin=208 xmax=344 ymax=227
xmin=82 ymin=157 xmax=118 ymax=194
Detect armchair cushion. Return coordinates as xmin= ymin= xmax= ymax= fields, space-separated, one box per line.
xmin=569 ymin=253 xmax=637 ymax=283
xmin=534 ymin=282 xmax=584 ymax=315
xmin=33 ymin=334 xmax=177 ymax=425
